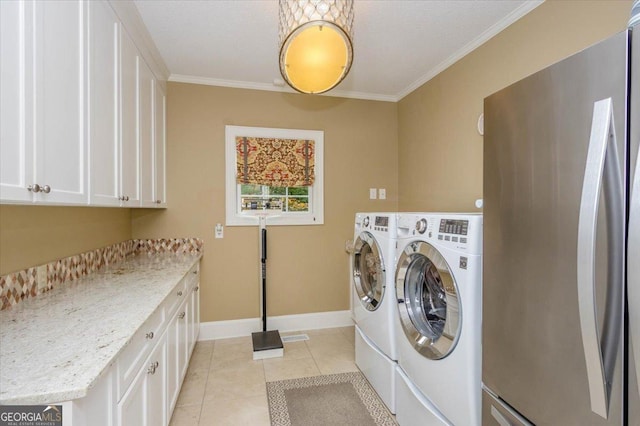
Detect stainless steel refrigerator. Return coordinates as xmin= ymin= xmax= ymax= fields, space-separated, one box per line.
xmin=482 ymin=23 xmax=639 ymax=426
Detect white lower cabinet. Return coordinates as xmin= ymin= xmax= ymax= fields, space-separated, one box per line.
xmin=117 ymin=262 xmax=199 ymax=426
xmin=59 ymin=262 xmax=200 ymax=426
xmin=167 ymin=297 xmax=188 ymax=414
xmin=178 ymin=298 xmax=191 ymax=380
xmin=189 ymin=280 xmax=200 ymax=349
xmin=166 ymin=309 xmax=180 ymax=414
xmin=167 ymin=269 xmax=199 ymax=416
xmin=118 ymin=332 xmax=167 ymax=426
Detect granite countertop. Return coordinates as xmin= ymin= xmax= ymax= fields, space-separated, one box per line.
xmin=0 ymin=252 xmax=201 ymax=405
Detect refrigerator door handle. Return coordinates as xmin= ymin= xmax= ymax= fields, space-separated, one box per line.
xmin=629 ymin=123 xmax=640 ymax=397
xmin=491 ymin=406 xmax=514 ymax=426
xmin=577 ymin=97 xmax=623 ymax=419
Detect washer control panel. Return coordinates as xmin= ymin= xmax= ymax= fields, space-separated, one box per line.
xmin=437 ymin=219 xmax=469 ymax=244
xmin=373 ymin=215 xmax=389 ymax=232
xmin=397 ymin=214 xmax=481 ymax=254
xmin=355 ymin=213 xmax=396 ymax=237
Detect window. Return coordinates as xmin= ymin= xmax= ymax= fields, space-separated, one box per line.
xmin=239 ymin=185 xmax=309 ymax=212
xmin=225 ymin=126 xmax=324 ymax=226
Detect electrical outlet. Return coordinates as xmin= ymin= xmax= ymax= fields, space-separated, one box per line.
xmin=369 ymin=188 xmax=377 ymax=199
xmin=379 ymin=188 xmax=386 ymax=199
xmin=215 ymin=223 xmax=224 ymax=238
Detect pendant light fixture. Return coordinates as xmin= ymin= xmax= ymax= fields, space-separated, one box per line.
xmin=278 ymin=0 xmax=354 ymax=94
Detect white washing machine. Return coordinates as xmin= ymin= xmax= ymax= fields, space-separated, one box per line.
xmin=394 ymin=213 xmax=482 ymax=426
xmin=352 ymin=212 xmax=398 ymax=413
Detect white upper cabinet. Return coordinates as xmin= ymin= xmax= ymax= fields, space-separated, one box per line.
xmin=34 ymin=0 xmax=87 ymax=204
xmin=1 ymin=0 xmax=87 ymax=205
xmin=0 ymin=0 xmax=32 ymax=202
xmin=0 ymin=0 xmax=167 ymax=208
xmin=138 ymin=58 xmax=156 ymax=208
xmin=120 ymin=29 xmax=141 ymax=206
xmin=88 ymin=0 xmax=120 ymax=206
xmin=154 ymin=81 xmax=167 ymax=207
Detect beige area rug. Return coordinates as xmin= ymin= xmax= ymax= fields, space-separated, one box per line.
xmin=266 ymin=372 xmax=397 ymax=426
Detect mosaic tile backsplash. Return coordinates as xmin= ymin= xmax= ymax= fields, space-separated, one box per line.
xmin=0 ymin=238 xmax=203 ymax=311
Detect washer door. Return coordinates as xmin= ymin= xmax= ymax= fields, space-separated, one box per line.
xmin=353 ymin=232 xmax=385 ymax=311
xmin=396 ymin=241 xmax=461 ymax=359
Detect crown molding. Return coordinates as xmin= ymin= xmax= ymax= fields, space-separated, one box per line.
xmin=168 ymin=1 xmax=543 ymax=103
xmin=396 ymin=0 xmax=545 ymax=101
xmin=108 ymin=0 xmax=170 ymax=83
xmin=169 ymin=74 xmax=398 ymax=103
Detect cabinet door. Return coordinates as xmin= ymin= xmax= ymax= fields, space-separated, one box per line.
xmin=88 ymin=0 xmax=119 ymax=206
xmin=33 ymin=0 xmax=87 ymax=204
xmin=119 ymin=333 xmax=167 ymax=426
xmin=120 ymin=29 xmax=140 ymax=206
xmin=177 ymin=303 xmax=190 ymax=381
xmin=118 ymin=363 xmax=146 ymax=426
xmin=154 ymin=80 xmax=166 ymax=207
xmin=138 ymin=58 xmax=155 ymax=207
xmin=0 ymin=0 xmax=34 ymax=202
xmin=166 ymin=310 xmax=180 ymax=415
xmin=146 ymin=334 xmax=167 ymax=426
xmin=188 ymin=286 xmax=200 ymax=353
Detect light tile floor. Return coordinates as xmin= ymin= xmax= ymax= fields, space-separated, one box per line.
xmin=169 ymin=326 xmax=358 ymax=426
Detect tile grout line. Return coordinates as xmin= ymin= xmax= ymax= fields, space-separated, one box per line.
xmin=305 ymin=339 xmax=324 ymax=377
xmin=196 ymin=340 xmax=215 ymax=426
xmin=174 ymin=328 xmax=356 ymax=425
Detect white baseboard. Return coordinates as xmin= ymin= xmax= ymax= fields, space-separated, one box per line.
xmin=198 ymin=310 xmax=354 ymax=341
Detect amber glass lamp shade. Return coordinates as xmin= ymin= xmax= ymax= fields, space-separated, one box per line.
xmin=279 ymin=0 xmax=354 ymax=94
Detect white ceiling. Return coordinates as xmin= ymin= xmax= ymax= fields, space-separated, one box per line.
xmin=134 ymin=0 xmax=543 ymax=102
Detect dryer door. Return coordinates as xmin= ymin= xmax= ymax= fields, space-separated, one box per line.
xmin=353 ymin=232 xmax=385 ymax=311
xmin=396 ymin=240 xmax=460 ymax=359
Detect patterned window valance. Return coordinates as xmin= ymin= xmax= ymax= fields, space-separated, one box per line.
xmin=235 ymin=137 xmax=315 ymax=187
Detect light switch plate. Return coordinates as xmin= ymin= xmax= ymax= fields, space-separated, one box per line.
xmin=369 ymin=188 xmax=377 ymax=199
xmin=215 ymin=223 xmax=224 ymax=238
xmin=379 ymin=188 xmax=386 ymax=199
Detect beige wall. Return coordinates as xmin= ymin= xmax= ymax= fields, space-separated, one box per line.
xmin=0 ymin=0 xmax=632 ymax=324
xmin=131 ymin=84 xmax=398 ymax=322
xmin=398 ymin=0 xmax=633 ymax=212
xmin=0 ymin=206 xmax=131 ymax=275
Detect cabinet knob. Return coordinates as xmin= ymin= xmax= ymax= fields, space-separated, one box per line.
xmin=125 ymin=196 xmax=130 ymax=201
xmin=177 ymin=291 xmax=183 ymax=297
xmin=195 ymin=286 xmax=199 ymax=292
xmin=147 ymin=362 xmax=157 ymax=375
xmin=41 ymin=185 xmax=51 ymax=194
xmin=28 ymin=184 xmax=41 ymax=193
xmin=192 ymin=270 xmax=198 ymax=275
xmin=146 ymin=331 xmax=154 ymax=340
xmin=179 ymin=312 xmax=186 ymax=319
xmin=156 ymin=200 xmax=161 ymax=204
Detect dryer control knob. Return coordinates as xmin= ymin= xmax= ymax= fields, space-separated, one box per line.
xmin=363 ymin=216 xmax=370 ymax=227
xmin=416 ymin=218 xmax=427 ymax=234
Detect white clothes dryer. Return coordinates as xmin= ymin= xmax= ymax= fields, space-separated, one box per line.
xmin=352 ymin=212 xmax=398 ymax=413
xmin=394 ymin=213 xmax=482 ymax=426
